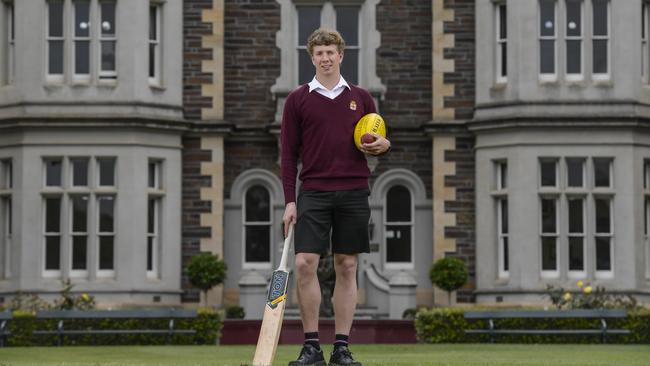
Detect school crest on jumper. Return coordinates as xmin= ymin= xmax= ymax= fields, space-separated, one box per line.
xmin=349 ymin=100 xmax=357 ymax=110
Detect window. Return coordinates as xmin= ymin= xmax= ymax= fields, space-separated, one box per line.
xmin=73 ymin=1 xmax=90 ymax=81
xmin=147 ymin=198 xmax=160 ymax=278
xmin=244 ymin=185 xmax=271 ymax=267
xmin=566 ymin=158 xmax=585 ymax=188
xmin=592 ymin=0 xmax=609 ymax=79
xmin=496 ymin=3 xmax=507 ymax=83
xmin=593 ymin=157 xmax=612 ymax=188
xmin=565 ymin=0 xmax=583 ymax=80
xmin=296 ymin=2 xmax=360 ymax=85
xmin=643 ymin=160 xmax=650 ymax=279
xmin=147 ymin=159 xmax=163 ymax=279
xmin=540 ymin=158 xmax=558 ymax=188
xmin=149 ymin=3 xmax=161 ymax=85
xmin=539 ymin=0 xmax=557 ymax=80
xmin=385 ymin=185 xmax=413 ymax=267
xmin=3 ymin=1 xmax=14 ymax=85
xmin=48 ymin=0 xmax=118 ymax=83
xmin=42 ymin=157 xmax=117 ymax=277
xmin=643 ymin=3 xmax=648 ymax=79
xmin=594 ymin=197 xmax=612 ymax=275
xmin=47 ymin=1 xmax=65 ymax=82
xmin=541 ymin=197 xmax=559 ymax=274
xmin=70 ymin=195 xmax=88 ymax=276
xmin=0 ymin=159 xmax=11 ymax=279
xmin=567 ymin=197 xmax=585 ymax=274
xmin=494 ymin=161 xmax=508 ymax=278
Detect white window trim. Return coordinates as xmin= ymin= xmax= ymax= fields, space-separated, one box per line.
xmin=148 ymin=3 xmax=162 ymax=86
xmin=241 ymin=184 xmax=273 ymax=270
xmin=495 ymin=2 xmax=507 ymax=84
xmin=594 ymin=195 xmax=614 ymax=278
xmin=540 ymin=196 xmax=560 ymax=278
xmin=148 ymin=159 xmax=163 ymax=191
xmin=591 ymin=0 xmax=610 ymax=80
xmin=565 ymin=0 xmax=584 ymax=81
xmin=1 ymin=196 xmax=11 ymax=279
xmin=497 ymin=198 xmax=509 ymax=279
xmin=98 ymin=1 xmax=117 ymax=81
xmin=566 ymin=157 xmax=586 ymax=190
xmin=383 ymin=186 xmax=415 ymax=270
xmin=539 ymin=0 xmax=558 ymax=82
xmin=69 ymin=194 xmax=89 ymax=278
xmin=47 ymin=0 xmax=66 ymax=83
xmin=567 ymin=195 xmax=587 ymax=278
xmin=6 ymin=1 xmax=15 ymax=85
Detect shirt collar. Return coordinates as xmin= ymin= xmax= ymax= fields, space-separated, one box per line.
xmin=308 ymin=76 xmax=350 ymax=93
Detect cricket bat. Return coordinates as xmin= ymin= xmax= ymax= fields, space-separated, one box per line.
xmin=252 ymin=223 xmax=294 ymax=366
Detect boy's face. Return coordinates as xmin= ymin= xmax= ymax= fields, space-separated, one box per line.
xmin=311 ymin=44 xmax=343 ymax=79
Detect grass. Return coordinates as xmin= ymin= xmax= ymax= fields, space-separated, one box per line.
xmin=0 ymin=344 xmax=648 ymax=366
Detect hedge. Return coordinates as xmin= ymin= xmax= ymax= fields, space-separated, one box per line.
xmin=415 ymin=307 xmax=650 ymax=344
xmin=5 ymin=309 xmax=222 ymax=347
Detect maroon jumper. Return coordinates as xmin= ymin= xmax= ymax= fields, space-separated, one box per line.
xmin=281 ymin=84 xmax=377 ymax=204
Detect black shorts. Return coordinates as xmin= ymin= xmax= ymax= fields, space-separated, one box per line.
xmin=295 ymin=188 xmax=371 ymax=255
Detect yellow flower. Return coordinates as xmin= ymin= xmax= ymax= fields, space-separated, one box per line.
xmin=81 ymin=293 xmax=90 ymax=301
xmin=577 ymin=280 xmax=584 ymax=288
xmin=583 ymin=286 xmax=592 ymax=294
xmin=563 ymin=292 xmax=572 ymax=301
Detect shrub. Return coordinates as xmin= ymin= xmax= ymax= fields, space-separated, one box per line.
xmin=225 ymin=305 xmax=245 ymax=319
xmin=187 ymin=253 xmax=228 ymax=307
xmin=429 ymin=257 xmax=468 ymax=305
xmin=546 ymin=281 xmax=639 ymax=310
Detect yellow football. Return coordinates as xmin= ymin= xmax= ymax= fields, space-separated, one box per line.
xmin=354 ymin=113 xmax=386 ymax=150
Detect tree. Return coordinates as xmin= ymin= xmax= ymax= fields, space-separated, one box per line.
xmin=187 ymin=252 xmax=227 ymax=307
xmin=429 ymin=257 xmax=468 ymax=305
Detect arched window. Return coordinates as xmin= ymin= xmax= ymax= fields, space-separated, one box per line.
xmin=244 ymin=185 xmax=271 ymax=264
xmin=385 ymin=185 xmax=412 ymax=265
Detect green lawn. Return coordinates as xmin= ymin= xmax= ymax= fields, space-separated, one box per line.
xmin=0 ymin=344 xmax=648 ymax=366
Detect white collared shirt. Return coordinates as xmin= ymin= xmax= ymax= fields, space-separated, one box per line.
xmin=308 ymin=76 xmax=350 ymax=99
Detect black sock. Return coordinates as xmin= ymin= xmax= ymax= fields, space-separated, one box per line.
xmin=304 ymin=332 xmax=320 ymax=350
xmin=334 ymin=333 xmax=349 ymax=348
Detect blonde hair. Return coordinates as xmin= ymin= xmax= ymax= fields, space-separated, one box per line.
xmin=307 ymin=28 xmax=346 ymax=56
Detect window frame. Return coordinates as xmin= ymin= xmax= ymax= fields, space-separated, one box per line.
xmin=146 ymin=197 xmax=161 ymax=279
xmin=72 ymin=0 xmax=91 ymax=83
xmin=567 ymin=195 xmax=587 ymax=277
xmin=565 ymin=0 xmax=584 ymax=81
xmin=593 ymin=195 xmax=614 ymax=278
xmin=98 ymin=0 xmax=117 ymax=81
xmin=591 ymin=0 xmax=610 ymax=80
xmin=645 ymin=189 xmax=650 ymax=279
xmin=4 ymin=1 xmax=15 ymax=85
xmin=47 ymin=0 xmax=66 ymax=83
xmin=383 ymin=184 xmax=414 ymax=270
xmin=69 ymin=194 xmax=89 ymax=277
xmin=43 ymin=196 xmax=63 ymax=278
xmin=539 ymin=0 xmax=558 ymax=81
xmin=643 ymin=2 xmax=648 ymax=81
xmin=495 ymin=2 xmax=507 ymax=84
xmin=148 ymin=2 xmax=162 ymax=86
xmin=0 ymin=160 xmax=11 ymax=279
xmin=497 ymin=198 xmax=509 ymax=278
xmin=242 ymin=184 xmax=273 ymax=270
xmin=540 ymin=195 xmax=560 ymax=277
xmin=96 ymin=194 xmax=115 ymax=277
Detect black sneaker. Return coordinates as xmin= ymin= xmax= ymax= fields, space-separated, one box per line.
xmin=288 ymin=344 xmax=326 ymax=366
xmin=329 ymin=345 xmax=362 ymax=366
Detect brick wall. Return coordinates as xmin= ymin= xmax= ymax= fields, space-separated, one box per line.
xmin=377 ymin=0 xmax=432 ymax=129
xmin=181 ymin=137 xmax=212 ymax=302
xmin=224 ymin=140 xmax=280 ymax=199
xmin=183 ymin=0 xmax=214 ymax=121
xmin=445 ymin=136 xmax=476 ymax=302
xmin=224 ymin=0 xmax=281 ymax=127
xmin=443 ymin=0 xmax=475 ymax=121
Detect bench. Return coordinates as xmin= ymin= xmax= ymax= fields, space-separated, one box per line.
xmin=464 ymin=309 xmax=630 ymax=343
xmin=33 ymin=309 xmax=198 ymax=346
xmin=0 ymin=312 xmax=11 ymax=347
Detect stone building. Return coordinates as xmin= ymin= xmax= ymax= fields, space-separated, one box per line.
xmin=0 ymin=0 xmax=647 ymax=318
